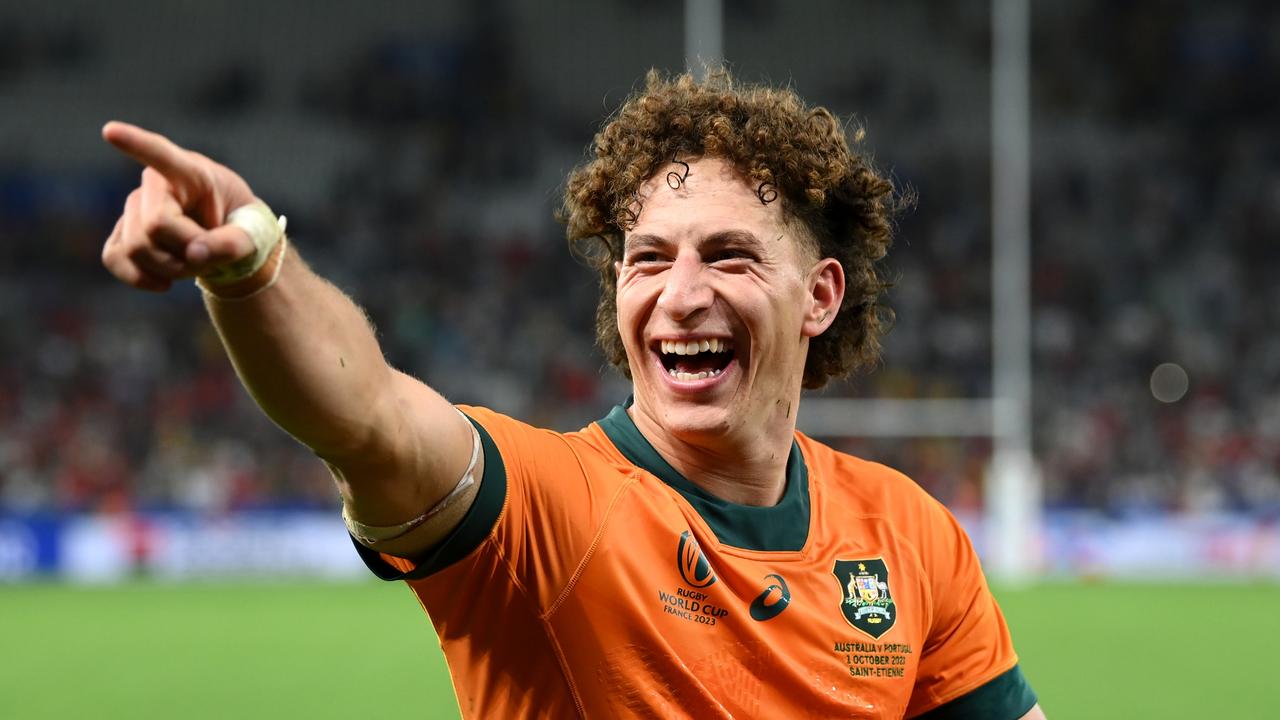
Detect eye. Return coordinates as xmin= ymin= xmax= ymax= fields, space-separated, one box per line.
xmin=624 ymin=248 xmax=675 ymax=267
xmin=624 ymin=251 xmax=670 ymax=267
xmin=707 ymin=248 xmax=755 ymax=265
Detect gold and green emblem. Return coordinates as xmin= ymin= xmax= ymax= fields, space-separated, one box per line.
xmin=832 ymin=558 xmax=896 ymax=639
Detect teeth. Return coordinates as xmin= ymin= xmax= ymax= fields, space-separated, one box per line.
xmin=659 ymin=338 xmax=733 ymax=355
xmin=667 ymin=367 xmax=724 ymax=381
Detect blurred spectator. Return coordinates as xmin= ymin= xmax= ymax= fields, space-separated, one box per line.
xmin=1 ymin=0 xmax=1276 ymax=517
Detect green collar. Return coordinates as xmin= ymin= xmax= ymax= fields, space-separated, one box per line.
xmin=597 ymin=401 xmax=810 ymax=552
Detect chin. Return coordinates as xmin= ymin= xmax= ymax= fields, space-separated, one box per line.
xmin=660 ymin=401 xmax=735 ymax=439
xmin=632 ymin=383 xmax=735 ymax=439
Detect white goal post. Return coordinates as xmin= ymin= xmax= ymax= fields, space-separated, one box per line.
xmin=686 ymin=0 xmax=1042 ymax=583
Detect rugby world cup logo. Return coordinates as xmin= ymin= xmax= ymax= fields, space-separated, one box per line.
xmin=677 ymin=531 xmax=717 ymax=588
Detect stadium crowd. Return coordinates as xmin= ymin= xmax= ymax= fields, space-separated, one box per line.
xmin=1 ymin=1 xmax=1277 ymax=518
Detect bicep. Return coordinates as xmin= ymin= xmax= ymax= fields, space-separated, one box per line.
xmin=328 ymin=369 xmax=483 ymax=558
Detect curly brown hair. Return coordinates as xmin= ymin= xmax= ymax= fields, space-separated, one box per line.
xmin=561 ymin=69 xmax=901 ymax=389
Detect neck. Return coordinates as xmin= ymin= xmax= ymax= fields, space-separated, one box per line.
xmin=628 ymin=396 xmax=799 ymax=507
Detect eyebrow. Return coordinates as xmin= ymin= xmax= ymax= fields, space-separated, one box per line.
xmin=622 ymin=233 xmax=668 ymax=251
xmin=623 ymin=229 xmax=764 ymax=252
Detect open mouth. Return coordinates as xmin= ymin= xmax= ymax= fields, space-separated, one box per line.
xmin=655 ymin=338 xmax=736 ymax=382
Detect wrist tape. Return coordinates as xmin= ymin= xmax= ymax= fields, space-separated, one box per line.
xmin=200 ymin=200 xmax=287 ymax=285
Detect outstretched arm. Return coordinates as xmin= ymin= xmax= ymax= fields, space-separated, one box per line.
xmin=100 ymin=121 xmax=480 ymax=556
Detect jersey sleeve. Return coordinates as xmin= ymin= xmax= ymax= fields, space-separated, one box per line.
xmin=904 ymin=498 xmax=1037 ymax=719
xmin=350 ymin=405 xmax=624 ymax=612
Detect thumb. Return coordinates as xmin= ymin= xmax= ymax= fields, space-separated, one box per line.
xmin=186 ymin=224 xmax=255 ymax=272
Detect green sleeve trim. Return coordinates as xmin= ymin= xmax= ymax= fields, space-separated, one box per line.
xmin=350 ymin=413 xmax=507 ymax=581
xmin=914 ymin=665 xmax=1037 ymax=720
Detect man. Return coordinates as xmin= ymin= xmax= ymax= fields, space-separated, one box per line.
xmin=102 ymin=70 xmax=1044 ymax=718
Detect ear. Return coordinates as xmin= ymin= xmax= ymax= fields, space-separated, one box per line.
xmin=801 ymin=258 xmax=844 ymax=338
xmin=614 ymin=260 xmax=623 ymax=280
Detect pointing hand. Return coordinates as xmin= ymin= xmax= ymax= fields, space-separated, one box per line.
xmin=100 ymin=122 xmax=261 ymax=292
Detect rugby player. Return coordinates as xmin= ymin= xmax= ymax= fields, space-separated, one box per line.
xmin=101 ymin=70 xmax=1045 ymax=719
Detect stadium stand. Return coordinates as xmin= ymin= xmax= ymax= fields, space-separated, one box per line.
xmin=1 ymin=0 xmax=1277 ymax=522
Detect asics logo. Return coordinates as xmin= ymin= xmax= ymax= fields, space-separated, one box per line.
xmin=749 ymin=573 xmax=791 ymax=622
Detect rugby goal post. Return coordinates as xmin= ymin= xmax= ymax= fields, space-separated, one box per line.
xmin=795 ymin=398 xmax=1043 ymax=587
xmin=686 ymin=0 xmax=1043 ymax=584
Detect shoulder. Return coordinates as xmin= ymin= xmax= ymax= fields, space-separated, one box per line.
xmin=797 ymin=433 xmax=946 ymax=519
xmin=797 ymin=434 xmax=971 ymax=570
xmin=459 ymin=404 xmax=640 ymax=485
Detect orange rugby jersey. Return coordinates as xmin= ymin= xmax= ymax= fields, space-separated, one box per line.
xmin=353 ymin=403 xmax=1037 ymax=719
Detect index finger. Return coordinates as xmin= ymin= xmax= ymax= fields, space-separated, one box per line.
xmin=102 ymin=121 xmax=200 ymax=187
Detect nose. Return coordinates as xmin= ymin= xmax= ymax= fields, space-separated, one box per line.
xmin=656 ymin=251 xmax=713 ymax=320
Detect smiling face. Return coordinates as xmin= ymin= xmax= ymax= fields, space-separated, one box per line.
xmin=616 ymin=157 xmax=845 ymax=452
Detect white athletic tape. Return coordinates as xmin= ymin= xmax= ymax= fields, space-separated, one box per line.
xmin=199 ymin=236 xmax=289 ymax=301
xmin=199 ymin=200 xmax=287 ymax=284
xmin=342 ymin=409 xmax=481 ymax=547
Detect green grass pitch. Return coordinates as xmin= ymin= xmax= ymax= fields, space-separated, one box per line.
xmin=1 ymin=581 xmax=1276 ymax=718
